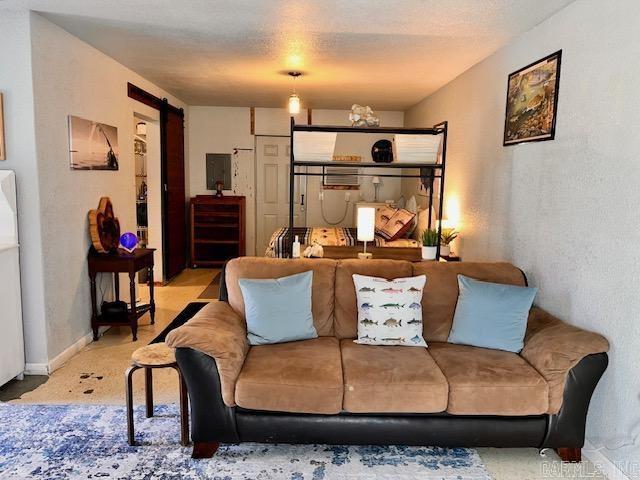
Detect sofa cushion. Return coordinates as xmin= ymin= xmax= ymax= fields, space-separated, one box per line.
xmin=341 ymin=340 xmax=448 ymax=413
xmin=235 ymin=337 xmax=343 ymax=414
xmin=412 ymin=262 xmax=527 ymax=342
xmin=335 ymin=259 xmax=413 ymax=339
xmin=428 ymin=342 xmax=549 ymax=415
xmin=225 ymin=257 xmax=337 ymax=336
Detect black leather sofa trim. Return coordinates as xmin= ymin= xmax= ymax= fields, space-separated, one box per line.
xmin=218 ymin=262 xmax=229 ymax=302
xmin=235 ymin=411 xmax=545 ymax=447
xmin=541 ymin=352 xmax=608 ymax=448
xmin=175 ymin=348 xmax=240 ymax=443
xmin=176 ymin=346 xmax=607 ymax=449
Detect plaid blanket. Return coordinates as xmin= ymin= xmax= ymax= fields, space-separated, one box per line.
xmin=265 ymin=227 xmax=419 ymax=258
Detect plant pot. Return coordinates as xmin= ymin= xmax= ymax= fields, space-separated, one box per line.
xmin=421 ymin=246 xmax=438 ymax=260
xmin=440 ymin=245 xmax=451 ymax=257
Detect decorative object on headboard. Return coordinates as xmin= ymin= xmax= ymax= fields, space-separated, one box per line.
xmin=0 ymin=93 xmax=5 ymax=161
xmin=371 ymin=139 xmax=393 ymax=163
xmin=349 ymin=104 xmax=379 ymax=127
xmin=88 ymin=197 xmax=121 ymax=253
xmin=421 ymin=228 xmax=439 ymax=260
xmin=439 ymin=228 xmax=458 ymax=257
xmin=303 ymin=242 xmax=324 ymax=258
xmin=503 ymin=50 xmax=562 ymax=146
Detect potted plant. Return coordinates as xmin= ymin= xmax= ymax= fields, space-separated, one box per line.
xmin=439 ymin=228 xmax=458 ymax=257
xmin=421 ymin=229 xmax=439 ymax=260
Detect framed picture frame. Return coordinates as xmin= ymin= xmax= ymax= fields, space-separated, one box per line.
xmin=68 ymin=115 xmax=119 ymax=170
xmin=0 ymin=93 xmax=5 ymax=160
xmin=503 ymin=50 xmax=562 ymax=146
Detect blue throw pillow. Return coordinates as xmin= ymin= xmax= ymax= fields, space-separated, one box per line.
xmin=447 ymin=275 xmax=537 ymax=353
xmin=239 ymin=271 xmax=317 ymax=345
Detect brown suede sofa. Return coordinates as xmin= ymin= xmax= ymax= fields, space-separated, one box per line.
xmin=166 ymin=258 xmax=609 ymax=462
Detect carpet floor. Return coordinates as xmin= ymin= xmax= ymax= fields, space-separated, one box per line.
xmin=0 ymin=404 xmax=491 ymax=479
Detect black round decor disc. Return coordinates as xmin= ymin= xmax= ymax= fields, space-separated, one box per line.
xmin=371 ymin=139 xmax=393 ymax=163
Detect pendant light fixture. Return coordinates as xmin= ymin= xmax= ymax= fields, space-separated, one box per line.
xmin=288 ymin=72 xmax=302 ymax=114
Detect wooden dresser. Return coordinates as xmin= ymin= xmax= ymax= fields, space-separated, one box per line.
xmin=190 ymin=195 xmax=245 ymax=267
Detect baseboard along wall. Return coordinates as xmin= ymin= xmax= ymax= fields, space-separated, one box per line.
xmin=24 ymin=326 xmax=109 ymax=376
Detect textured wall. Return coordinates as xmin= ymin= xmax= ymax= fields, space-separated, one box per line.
xmin=29 ymin=13 xmax=187 ymax=363
xmin=0 ymin=10 xmax=49 ymax=365
xmin=405 ymin=0 xmax=640 ymax=473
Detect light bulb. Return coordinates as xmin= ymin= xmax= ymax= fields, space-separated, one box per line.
xmin=289 ymin=93 xmax=301 ymax=114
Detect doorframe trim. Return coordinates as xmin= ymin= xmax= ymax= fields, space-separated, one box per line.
xmin=127 ymin=82 xmax=182 ymax=115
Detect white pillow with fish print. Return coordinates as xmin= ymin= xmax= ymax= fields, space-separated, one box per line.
xmin=352 ymin=273 xmax=427 ymax=347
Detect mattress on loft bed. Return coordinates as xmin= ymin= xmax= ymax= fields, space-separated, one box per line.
xmin=265 ymin=227 xmax=420 ymax=258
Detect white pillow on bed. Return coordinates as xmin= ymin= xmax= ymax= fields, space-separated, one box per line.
xmin=412 ymin=207 xmax=431 ymax=241
xmin=405 ymin=195 xmax=418 ymax=236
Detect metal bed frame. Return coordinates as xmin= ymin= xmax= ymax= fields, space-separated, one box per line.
xmin=287 ymin=117 xmax=448 ymax=259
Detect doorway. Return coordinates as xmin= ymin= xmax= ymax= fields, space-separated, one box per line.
xmin=255 ymin=136 xmax=306 ymax=256
xmin=133 ymin=114 xmax=163 ymax=282
xmin=128 ymin=83 xmax=187 ymax=282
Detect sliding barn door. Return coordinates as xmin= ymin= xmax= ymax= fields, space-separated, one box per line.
xmin=161 ymin=103 xmax=187 ymax=280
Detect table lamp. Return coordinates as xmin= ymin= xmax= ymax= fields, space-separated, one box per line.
xmin=357 ymin=207 xmax=375 ymax=260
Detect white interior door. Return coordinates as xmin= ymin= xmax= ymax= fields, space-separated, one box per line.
xmin=255 ymin=136 xmax=306 ymax=255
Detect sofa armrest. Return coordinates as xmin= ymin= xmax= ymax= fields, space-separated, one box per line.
xmin=521 ymin=307 xmax=609 ymax=413
xmin=166 ymin=300 xmax=249 ymax=407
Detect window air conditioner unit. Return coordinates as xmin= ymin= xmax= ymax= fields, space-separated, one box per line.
xmin=323 ymin=166 xmax=360 ymax=187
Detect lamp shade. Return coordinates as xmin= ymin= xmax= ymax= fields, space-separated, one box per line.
xmin=357 ymin=207 xmax=375 ymax=242
xmin=289 ymin=93 xmax=301 ymax=114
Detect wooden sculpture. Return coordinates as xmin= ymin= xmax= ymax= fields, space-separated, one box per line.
xmin=88 ymin=197 xmax=121 ymax=253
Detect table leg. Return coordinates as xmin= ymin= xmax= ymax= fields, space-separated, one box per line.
xmin=125 ymin=365 xmax=141 ymax=446
xmin=148 ymin=267 xmax=155 ymax=325
xmin=89 ymin=272 xmax=99 ymax=341
xmin=145 ymin=368 xmax=153 ymax=418
xmin=114 ymin=273 xmax=120 ymax=302
xmin=174 ymin=366 xmax=190 ymax=446
xmin=129 ymin=271 xmax=138 ymax=341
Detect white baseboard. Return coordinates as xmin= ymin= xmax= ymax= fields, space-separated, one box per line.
xmin=23 ymin=363 xmax=48 ymax=375
xmin=584 ymin=440 xmax=630 ymax=480
xmin=47 ymin=330 xmax=95 ymax=373
xmin=24 ymin=327 xmax=109 ymax=376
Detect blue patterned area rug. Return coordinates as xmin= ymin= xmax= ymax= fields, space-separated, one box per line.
xmin=0 ymin=404 xmax=491 ymax=479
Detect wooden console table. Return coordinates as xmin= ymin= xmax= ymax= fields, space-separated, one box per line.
xmin=88 ymin=248 xmax=156 ymax=341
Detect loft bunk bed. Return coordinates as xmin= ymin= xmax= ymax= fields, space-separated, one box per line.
xmin=271 ymin=117 xmax=448 ymax=260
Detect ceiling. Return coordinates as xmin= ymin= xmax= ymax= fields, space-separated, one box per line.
xmin=3 ymin=0 xmax=575 ymax=109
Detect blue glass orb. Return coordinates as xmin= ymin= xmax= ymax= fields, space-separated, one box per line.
xmin=120 ymin=232 xmax=138 ymax=252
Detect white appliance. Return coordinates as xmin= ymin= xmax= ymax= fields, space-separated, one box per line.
xmin=0 ymin=171 xmax=25 ymax=386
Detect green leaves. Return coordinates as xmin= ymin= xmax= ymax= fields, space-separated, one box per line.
xmin=440 ymin=228 xmax=459 ymax=245
xmin=421 ymin=228 xmax=439 ymax=246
